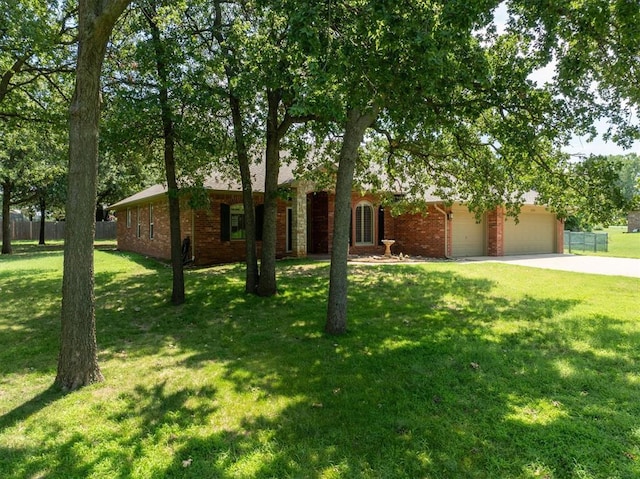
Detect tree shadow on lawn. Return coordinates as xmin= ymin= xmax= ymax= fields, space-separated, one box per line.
xmin=161 ymin=264 xmax=639 ymax=478
xmin=0 ymin=381 xmax=219 ymax=479
xmin=0 ymin=270 xmax=63 ymax=377
xmin=0 ymin=247 xmax=194 ymax=379
xmin=2 ymin=258 xmax=639 ymax=477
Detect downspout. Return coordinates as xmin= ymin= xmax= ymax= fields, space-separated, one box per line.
xmin=434 ymin=204 xmax=451 ymax=259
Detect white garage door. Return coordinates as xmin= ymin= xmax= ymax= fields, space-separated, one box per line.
xmin=451 ymin=205 xmax=485 ymax=257
xmin=504 ymin=207 xmax=556 ymax=255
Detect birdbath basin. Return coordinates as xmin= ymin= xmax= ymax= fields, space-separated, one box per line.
xmin=381 ymin=239 xmax=395 ymax=257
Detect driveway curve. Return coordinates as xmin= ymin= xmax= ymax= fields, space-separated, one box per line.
xmin=463 ymin=254 xmax=640 ymax=278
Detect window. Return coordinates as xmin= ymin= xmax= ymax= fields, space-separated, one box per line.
xmin=126 ymin=208 xmax=131 ymax=228
xmin=136 ymin=207 xmax=141 ymax=238
xmin=230 ymin=204 xmax=245 ymax=239
xmin=221 ymin=203 xmax=262 ymax=242
xmin=149 ymin=204 xmax=154 ymax=239
xmin=355 ymin=202 xmax=374 ymax=245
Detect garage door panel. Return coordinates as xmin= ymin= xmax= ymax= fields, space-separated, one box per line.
xmin=452 ymin=205 xmax=485 ymax=257
xmin=504 ymin=209 xmax=555 ymax=255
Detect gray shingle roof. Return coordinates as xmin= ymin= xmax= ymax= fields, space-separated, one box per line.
xmin=110 ymin=160 xmax=543 ymax=209
xmin=110 ymin=162 xmax=297 ymax=209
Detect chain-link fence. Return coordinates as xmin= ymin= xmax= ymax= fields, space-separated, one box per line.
xmin=564 ymin=231 xmax=608 ymax=253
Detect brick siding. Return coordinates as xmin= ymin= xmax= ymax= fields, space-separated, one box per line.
xmin=116 ymin=187 xmax=561 ymax=265
xmin=389 ymin=204 xmax=450 ymax=258
xmin=116 ymin=191 xmax=292 ymax=266
xmin=486 ymin=207 xmax=505 ymax=256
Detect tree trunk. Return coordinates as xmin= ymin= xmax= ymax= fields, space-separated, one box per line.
xmin=212 ymin=0 xmax=258 ymax=293
xmin=229 ymin=95 xmax=259 ymax=293
xmin=1 ymin=179 xmax=12 ymax=255
xmin=95 ymin=204 xmax=106 ymax=221
xmin=147 ymin=7 xmax=185 ymax=305
xmin=38 ymin=195 xmax=46 ymax=245
xmin=56 ymin=0 xmax=131 ymax=392
xmin=257 ymin=90 xmax=282 ymax=297
xmin=325 ymin=107 xmax=378 ymax=335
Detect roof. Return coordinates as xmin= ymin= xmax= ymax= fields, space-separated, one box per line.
xmin=110 ymin=162 xmax=297 ymax=209
xmin=110 ymin=160 xmax=544 ymax=210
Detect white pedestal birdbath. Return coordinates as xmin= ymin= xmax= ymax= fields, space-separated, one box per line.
xmin=381 ymin=239 xmax=395 ymax=257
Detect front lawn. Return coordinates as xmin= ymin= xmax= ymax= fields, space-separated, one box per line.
xmin=1 ymin=245 xmax=638 ymax=478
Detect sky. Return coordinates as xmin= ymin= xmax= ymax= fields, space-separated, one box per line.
xmin=492 ymin=3 xmax=639 ymax=158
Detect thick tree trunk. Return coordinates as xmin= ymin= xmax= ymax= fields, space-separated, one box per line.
xmin=1 ymin=180 xmax=12 ymax=254
xmin=257 ymin=90 xmax=282 ymax=297
xmin=56 ymin=0 xmax=131 ymax=392
xmin=147 ymin=8 xmax=185 ymax=305
xmin=38 ymin=195 xmax=46 ymax=245
xmin=325 ymin=107 xmax=378 ymax=335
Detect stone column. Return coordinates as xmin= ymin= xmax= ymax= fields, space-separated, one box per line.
xmin=292 ymin=181 xmax=311 ymax=257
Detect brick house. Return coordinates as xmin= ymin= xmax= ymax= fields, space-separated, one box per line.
xmin=111 ymin=166 xmax=564 ymax=265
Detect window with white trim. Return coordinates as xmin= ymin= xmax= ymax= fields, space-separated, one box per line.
xmin=355 ymin=202 xmax=374 ymax=245
xmin=126 ymin=208 xmax=132 ymax=228
xmin=136 ymin=207 xmax=141 ymax=238
xmin=230 ymin=204 xmax=246 ymax=239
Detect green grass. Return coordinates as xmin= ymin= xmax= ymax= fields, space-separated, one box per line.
xmin=566 ymin=226 xmax=640 ymax=258
xmin=1 ymin=244 xmax=639 ymax=478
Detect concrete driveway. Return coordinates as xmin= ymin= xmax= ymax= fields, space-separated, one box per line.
xmin=463 ymin=254 xmax=640 ymax=278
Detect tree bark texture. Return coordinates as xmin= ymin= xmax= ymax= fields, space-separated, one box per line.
xmin=56 ymin=0 xmax=131 ymax=392
xmin=1 ymin=180 xmax=12 ymax=254
xmin=325 ymin=107 xmax=378 ymax=335
xmin=213 ymin=0 xmax=259 ymax=294
xmin=257 ymin=89 xmax=282 ymax=297
xmin=230 ymin=94 xmax=259 ymax=293
xmin=147 ymin=8 xmax=185 ymax=305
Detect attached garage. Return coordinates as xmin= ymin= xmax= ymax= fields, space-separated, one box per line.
xmin=503 ymin=206 xmax=557 ymax=255
xmin=451 ymin=204 xmax=485 ymax=257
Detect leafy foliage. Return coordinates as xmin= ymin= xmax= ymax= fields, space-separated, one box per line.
xmin=509 ymin=0 xmax=640 ymax=146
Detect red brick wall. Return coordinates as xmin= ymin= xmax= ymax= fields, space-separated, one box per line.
xmin=116 ymin=192 xmax=291 ymax=266
xmin=390 ymin=204 xmax=449 ymax=258
xmin=486 ymin=207 xmax=505 ymax=256
xmin=556 ymin=218 xmax=564 ymax=253
xmin=116 ymin=198 xmax=192 ymax=261
xmin=308 ymin=191 xmax=450 ymax=258
xmin=193 ymin=192 xmax=291 ymax=266
xmin=119 ymin=189 xmax=564 ymax=263
xmin=193 ymin=192 xmax=247 ymax=265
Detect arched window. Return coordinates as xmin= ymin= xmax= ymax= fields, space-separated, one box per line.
xmin=355 ymin=202 xmax=374 ymax=245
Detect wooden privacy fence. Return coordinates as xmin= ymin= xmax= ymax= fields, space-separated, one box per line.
xmin=563 ymin=231 xmax=608 ymax=253
xmin=0 ymin=221 xmax=117 ymax=241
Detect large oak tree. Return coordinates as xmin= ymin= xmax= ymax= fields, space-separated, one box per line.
xmin=56 ymin=0 xmax=132 ymax=391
